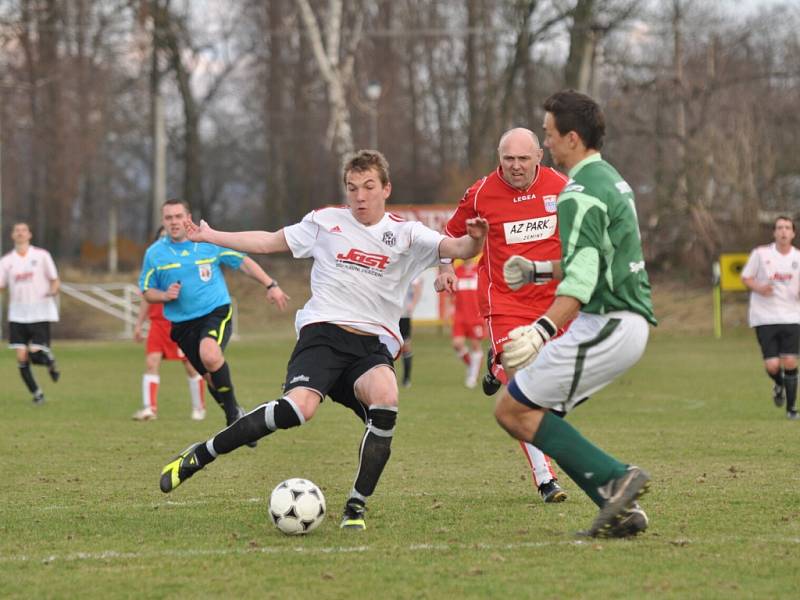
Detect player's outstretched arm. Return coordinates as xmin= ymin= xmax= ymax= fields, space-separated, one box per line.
xmin=238 ymin=257 xmax=290 ymax=311
xmin=185 ymin=219 xmax=290 ymax=254
xmin=439 ymin=217 xmax=488 ymax=260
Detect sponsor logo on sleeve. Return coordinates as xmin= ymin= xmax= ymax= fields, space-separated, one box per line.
xmin=615 ymin=180 xmax=633 ymax=194
xmin=629 ymin=261 xmax=645 ymax=273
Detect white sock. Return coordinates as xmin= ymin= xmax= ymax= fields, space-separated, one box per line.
xmin=188 ymin=374 xmax=205 ymax=410
xmin=142 ymin=374 xmax=160 ymax=412
xmin=468 ymin=350 xmax=483 ymax=380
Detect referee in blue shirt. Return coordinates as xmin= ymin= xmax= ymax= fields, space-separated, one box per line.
xmin=140 ymin=199 xmax=289 ymax=426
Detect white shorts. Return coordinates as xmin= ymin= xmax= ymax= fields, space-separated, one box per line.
xmin=509 ymin=311 xmax=649 ymax=414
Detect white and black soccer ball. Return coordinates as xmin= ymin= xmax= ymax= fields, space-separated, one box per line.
xmin=268 ymin=478 xmax=326 ymax=535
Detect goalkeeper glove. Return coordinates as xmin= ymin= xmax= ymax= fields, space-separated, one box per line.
xmin=501 ymin=316 xmax=557 ymax=370
xmin=503 ymin=255 xmax=554 ymax=291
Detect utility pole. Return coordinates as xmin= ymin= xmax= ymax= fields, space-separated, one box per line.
xmin=150 ymin=6 xmax=166 ymax=234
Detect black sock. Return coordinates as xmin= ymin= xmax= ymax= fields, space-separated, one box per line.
xmin=207 ymin=384 xmax=224 ymax=411
xmin=201 ymin=398 xmax=304 ymax=462
xmin=352 ymin=406 xmax=397 ymax=500
xmin=18 ymin=361 xmax=39 ymax=394
xmin=768 ymin=369 xmax=784 ymax=387
xmin=209 ymin=362 xmax=238 ymax=420
xmin=402 ymin=353 xmax=412 ymax=383
xmin=784 ymin=368 xmax=798 ymax=412
xmin=29 ymin=350 xmax=53 ymax=367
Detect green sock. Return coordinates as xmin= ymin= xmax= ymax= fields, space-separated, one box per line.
xmin=532 ymin=411 xmax=627 ymax=506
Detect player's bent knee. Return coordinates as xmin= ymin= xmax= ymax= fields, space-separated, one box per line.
xmin=285 ymin=388 xmax=321 ymax=421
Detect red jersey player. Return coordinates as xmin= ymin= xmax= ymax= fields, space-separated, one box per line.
xmin=132 ymin=295 xmax=206 ymax=421
xmin=436 ymin=127 xmax=568 ymax=504
xmin=449 ymin=257 xmax=486 ymax=387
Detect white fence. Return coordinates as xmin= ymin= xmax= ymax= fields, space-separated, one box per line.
xmin=0 ymin=283 xmax=238 ymax=339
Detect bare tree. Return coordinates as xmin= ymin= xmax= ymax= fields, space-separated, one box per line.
xmin=295 ymin=0 xmax=365 ymax=169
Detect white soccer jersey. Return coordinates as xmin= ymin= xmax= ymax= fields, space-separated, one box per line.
xmin=0 ymin=246 xmax=60 ymax=323
xmin=741 ymin=243 xmax=800 ymax=326
xmin=283 ymin=207 xmax=444 ymax=356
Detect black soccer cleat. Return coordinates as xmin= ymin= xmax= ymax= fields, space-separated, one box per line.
xmin=587 ymin=465 xmax=650 ymax=538
xmin=32 ymin=390 xmax=45 ymax=405
xmin=773 ymin=383 xmax=786 ymax=408
xmin=160 ymin=442 xmax=205 ymax=493
xmin=340 ymin=500 xmax=367 ymax=530
xmin=48 ymin=361 xmax=60 ymax=383
xmin=482 ymin=348 xmax=502 ymax=396
xmin=538 ymin=479 xmax=567 ymax=503
xmin=787 ymin=410 xmax=799 ymax=421
xmin=606 ymin=502 xmax=649 ymax=538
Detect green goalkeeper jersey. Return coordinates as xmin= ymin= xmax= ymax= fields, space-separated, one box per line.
xmin=555 ymin=153 xmax=657 ymax=325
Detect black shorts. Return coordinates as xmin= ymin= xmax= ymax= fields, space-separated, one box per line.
xmin=755 ymin=324 xmax=800 ymax=359
xmin=283 ymin=323 xmax=394 ymax=423
xmin=399 ymin=317 xmax=412 ymax=341
xmin=170 ymin=304 xmax=233 ymax=375
xmin=9 ymin=321 xmax=52 ymax=350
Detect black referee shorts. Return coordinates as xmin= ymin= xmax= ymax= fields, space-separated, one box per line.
xmin=283 ymin=323 xmax=394 ymax=423
xmin=170 ymin=304 xmax=233 ymax=375
xmin=755 ymin=323 xmax=800 ymax=360
xmin=9 ymin=321 xmax=51 ymax=350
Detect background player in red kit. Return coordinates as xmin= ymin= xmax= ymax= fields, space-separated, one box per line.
xmin=448 ymin=257 xmax=486 ymax=388
xmin=436 ymin=127 xmax=568 ymax=503
xmin=132 ymin=297 xmax=206 ymax=421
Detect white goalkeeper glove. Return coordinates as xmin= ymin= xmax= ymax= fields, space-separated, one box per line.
xmin=503 ymin=255 xmax=554 ymax=291
xmin=501 ymin=316 xmax=557 ymax=371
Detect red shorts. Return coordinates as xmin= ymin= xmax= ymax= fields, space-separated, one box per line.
xmin=486 ymin=314 xmax=530 ymax=358
xmin=452 ymin=316 xmax=486 ymax=340
xmin=146 ymin=318 xmax=185 ymax=361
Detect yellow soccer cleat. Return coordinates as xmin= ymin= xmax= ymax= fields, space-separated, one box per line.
xmin=160 ymin=443 xmax=204 ymax=493
xmin=339 ymin=501 xmax=367 ymax=530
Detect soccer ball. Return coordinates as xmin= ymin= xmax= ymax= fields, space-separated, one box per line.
xmin=268 ymin=478 xmax=326 ymax=535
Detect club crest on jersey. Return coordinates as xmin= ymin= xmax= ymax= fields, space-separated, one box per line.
xmin=544 ymin=195 xmax=557 ymax=213
xmin=198 ymin=263 xmax=212 ymax=282
xmin=336 ymin=248 xmax=390 ymax=275
xmin=382 ymin=231 xmax=396 ymax=247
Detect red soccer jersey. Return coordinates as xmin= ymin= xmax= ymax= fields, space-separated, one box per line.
xmin=453 ymin=261 xmax=481 ymax=320
xmin=445 ymin=165 xmax=568 ymax=319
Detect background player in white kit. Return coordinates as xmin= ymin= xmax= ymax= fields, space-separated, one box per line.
xmin=741 ymin=216 xmax=800 ymax=420
xmin=159 ymin=150 xmax=489 ymax=531
xmin=0 ymin=222 xmax=61 ymax=404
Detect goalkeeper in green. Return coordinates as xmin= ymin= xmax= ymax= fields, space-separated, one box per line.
xmin=495 ymin=89 xmax=657 ymax=538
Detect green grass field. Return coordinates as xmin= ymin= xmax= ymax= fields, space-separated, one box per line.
xmin=1 ymin=329 xmax=798 ymax=599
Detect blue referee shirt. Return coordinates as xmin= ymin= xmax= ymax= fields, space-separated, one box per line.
xmin=139 ymin=238 xmax=245 ymax=323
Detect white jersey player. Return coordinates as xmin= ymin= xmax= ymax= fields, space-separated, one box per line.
xmin=0 ymin=222 xmax=61 ymax=404
xmin=742 ymin=216 xmax=800 ymax=419
xmin=159 ymin=149 xmax=488 ymax=531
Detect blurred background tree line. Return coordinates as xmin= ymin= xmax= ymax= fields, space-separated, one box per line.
xmin=1 ymin=0 xmax=798 ymax=274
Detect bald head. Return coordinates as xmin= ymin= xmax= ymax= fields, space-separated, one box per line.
xmin=498 ymin=128 xmax=540 ymax=154
xmin=497 ymin=128 xmax=543 ymax=190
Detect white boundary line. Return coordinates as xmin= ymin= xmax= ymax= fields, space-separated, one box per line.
xmin=2 ymin=537 xmax=799 ymax=565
